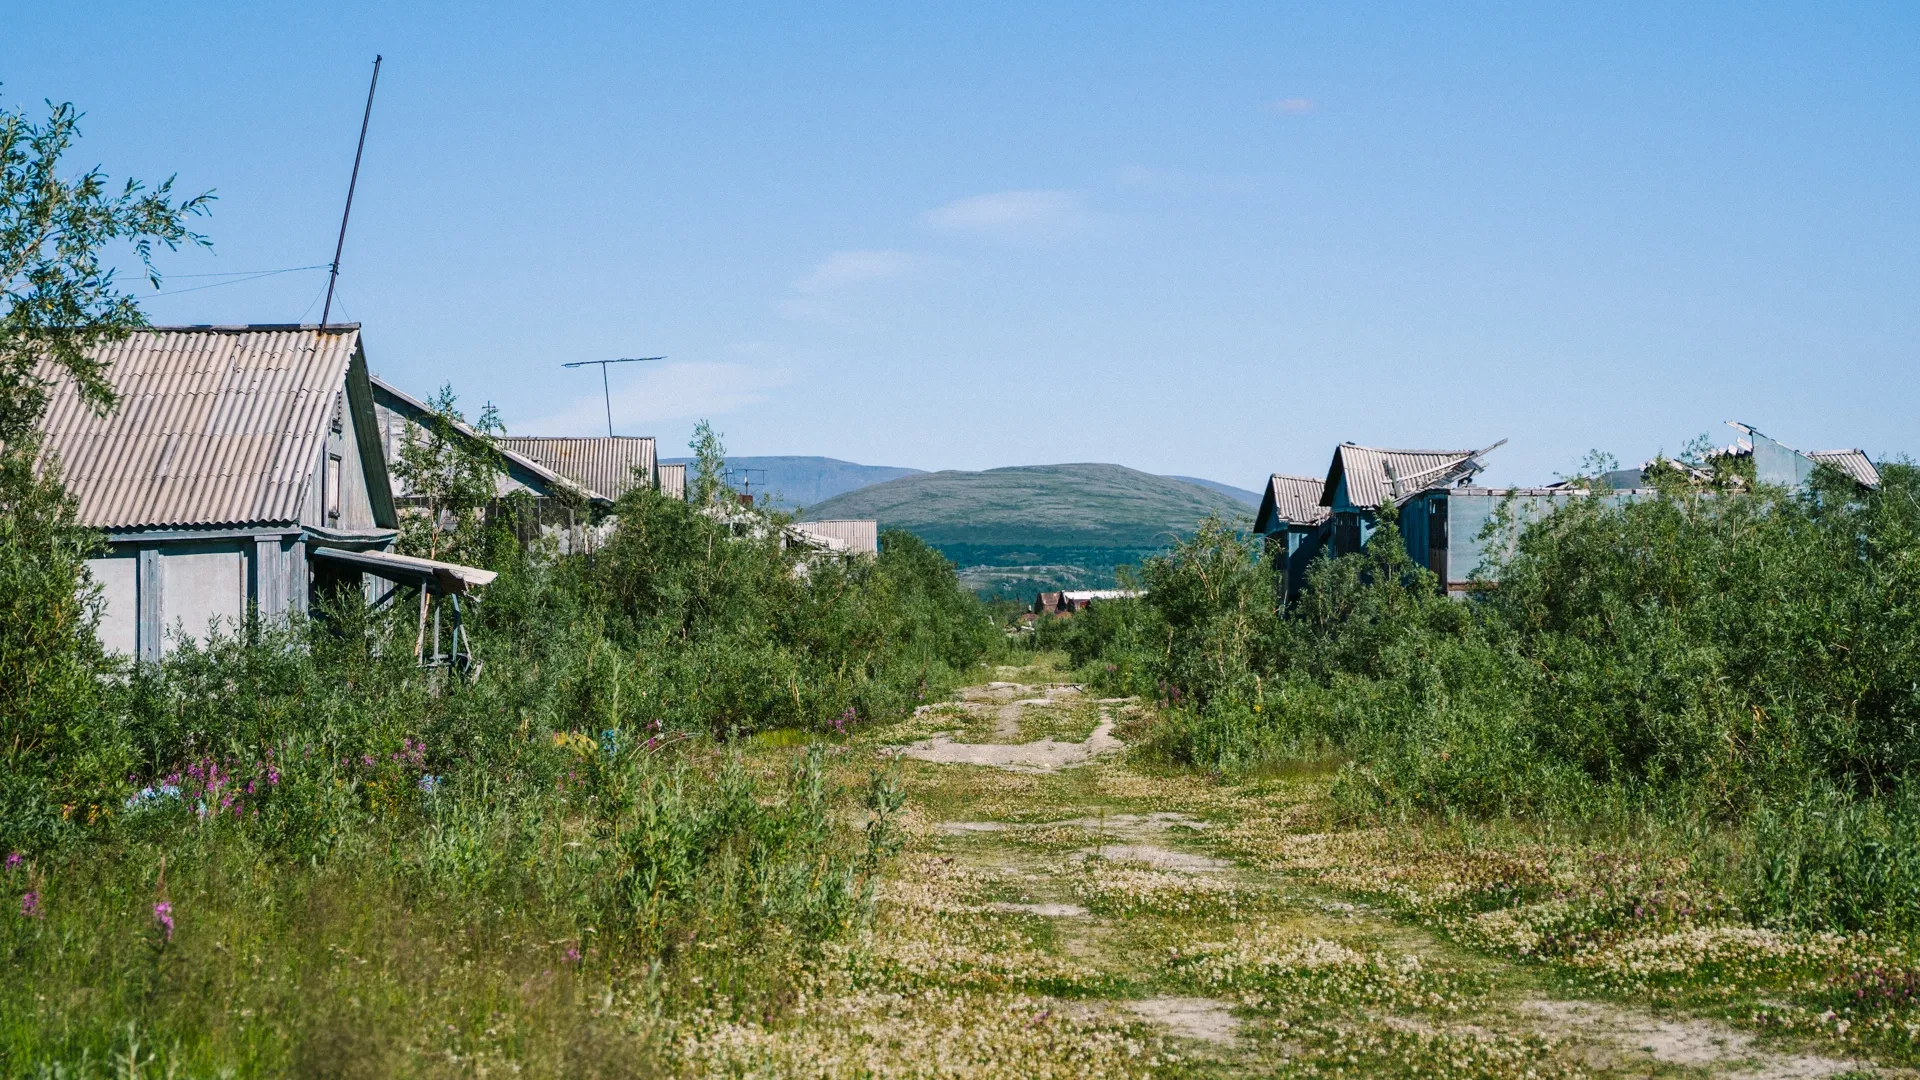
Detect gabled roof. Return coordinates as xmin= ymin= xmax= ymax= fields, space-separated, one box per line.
xmin=35 ymin=325 xmax=380 ymax=529
xmin=498 ymin=436 xmax=655 ymax=502
xmin=369 ymin=376 xmax=606 ymax=506
xmin=1321 ymin=440 xmax=1504 ymax=510
xmin=1253 ymin=473 xmax=1330 ymax=533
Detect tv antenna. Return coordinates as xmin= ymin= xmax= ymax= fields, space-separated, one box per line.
xmin=729 ymin=466 xmax=767 ymax=497
xmin=322 ymin=55 xmax=381 ymax=328
xmin=561 ymin=356 xmax=664 ymax=437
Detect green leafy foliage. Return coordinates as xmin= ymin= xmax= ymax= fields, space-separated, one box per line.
xmin=390 ymin=386 xmax=514 ymax=564
xmin=0 ymin=95 xmax=211 ymax=852
xmin=1056 ymin=464 xmax=1920 ymax=930
xmin=0 ymin=99 xmax=211 ymax=446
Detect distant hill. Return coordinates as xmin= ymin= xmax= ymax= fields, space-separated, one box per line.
xmin=802 ymin=463 xmax=1250 ymax=546
xmin=659 ymin=456 xmax=923 ymax=510
xmin=1164 ymin=475 xmax=1262 ymax=507
xmin=802 ymin=463 xmax=1252 ymax=595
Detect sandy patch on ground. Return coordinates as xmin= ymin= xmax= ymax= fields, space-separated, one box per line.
xmin=1073 ymin=843 xmax=1232 ymax=873
xmin=1120 ymin=997 xmax=1239 ymax=1044
xmin=1521 ymin=999 xmax=1862 ymax=1078
xmin=936 ymin=821 xmax=1010 ymax=834
xmin=887 ymin=714 xmax=1123 ymax=773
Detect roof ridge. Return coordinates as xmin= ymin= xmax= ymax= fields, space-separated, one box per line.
xmin=1340 ymin=443 xmax=1478 ymax=456
xmin=136 ymin=323 xmax=362 ymax=332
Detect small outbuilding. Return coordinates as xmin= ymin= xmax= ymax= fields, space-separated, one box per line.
xmin=657 ymin=462 xmax=687 ymax=501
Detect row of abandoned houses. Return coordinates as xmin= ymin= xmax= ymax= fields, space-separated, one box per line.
xmin=1255 ymin=428 xmax=1882 ymax=603
xmin=35 ymin=324 xmax=874 ymax=661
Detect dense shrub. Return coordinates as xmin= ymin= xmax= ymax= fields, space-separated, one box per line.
xmin=1063 ymin=465 xmax=1920 ymax=929
xmin=589 ymin=491 xmax=997 ymax=735
xmin=0 ymin=450 xmax=110 ymax=846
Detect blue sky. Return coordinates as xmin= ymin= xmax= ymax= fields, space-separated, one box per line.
xmin=8 ymin=3 xmax=1916 ymax=489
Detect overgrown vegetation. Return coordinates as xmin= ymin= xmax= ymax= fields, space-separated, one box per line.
xmin=2 ymin=458 xmax=999 ymax=1073
xmin=1044 ymin=464 xmax=1920 ymax=933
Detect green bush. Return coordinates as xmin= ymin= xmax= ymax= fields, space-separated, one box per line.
xmin=1062 ymin=463 xmax=1920 ymax=929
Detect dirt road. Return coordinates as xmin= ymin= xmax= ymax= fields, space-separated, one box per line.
xmin=670 ymin=661 xmax=1886 ymax=1078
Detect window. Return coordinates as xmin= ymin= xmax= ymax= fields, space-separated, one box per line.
xmin=326 ymin=455 xmax=342 ymax=521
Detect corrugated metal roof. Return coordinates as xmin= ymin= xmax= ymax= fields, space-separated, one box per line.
xmin=496 ymin=436 xmax=656 ymax=502
xmin=788 ymin=519 xmax=878 ymax=554
xmin=1805 ymin=450 xmax=1880 ymax=489
xmin=1323 ymin=443 xmax=1496 ymax=509
xmin=36 ymin=325 xmax=359 ymax=529
xmin=657 ymin=462 xmax=686 ymax=500
xmin=1258 ymin=473 xmax=1329 ymax=531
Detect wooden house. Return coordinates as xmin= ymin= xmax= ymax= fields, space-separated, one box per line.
xmin=38 ymin=325 xmax=489 ymax=659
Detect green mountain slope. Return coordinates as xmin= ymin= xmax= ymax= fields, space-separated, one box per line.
xmin=1164 ymin=474 xmax=1262 ymax=507
xmin=801 ymin=463 xmax=1248 ymax=546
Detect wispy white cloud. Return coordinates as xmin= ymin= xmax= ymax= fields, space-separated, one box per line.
xmin=1264 ymin=97 xmax=1315 ymax=115
xmin=792 ymin=249 xmax=921 ymax=295
xmin=514 ymin=360 xmax=791 ymax=436
xmin=923 ymin=189 xmax=1084 ymax=242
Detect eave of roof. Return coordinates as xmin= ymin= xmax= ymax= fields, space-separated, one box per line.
xmin=369 ymin=376 xmax=609 ymax=505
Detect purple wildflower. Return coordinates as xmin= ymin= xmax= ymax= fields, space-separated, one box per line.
xmin=20 ymin=891 xmax=40 ymax=918
xmin=153 ymin=901 xmax=174 ymax=941
xmin=565 ymin=945 xmax=582 ymax=963
xmin=4 ymin=852 xmax=20 ymax=870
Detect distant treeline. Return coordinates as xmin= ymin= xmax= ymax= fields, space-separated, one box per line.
xmin=932 ymin=543 xmax=1161 ymax=599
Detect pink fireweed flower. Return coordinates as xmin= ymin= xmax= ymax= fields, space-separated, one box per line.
xmin=565 ymin=945 xmax=582 ymax=963
xmin=4 ymin=852 xmax=20 ymax=870
xmin=20 ymin=891 xmax=41 ymax=918
xmin=153 ymin=901 xmax=174 ymax=940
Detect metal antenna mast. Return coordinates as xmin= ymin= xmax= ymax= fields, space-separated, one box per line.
xmin=322 ymin=55 xmax=382 ymax=328
xmin=561 ymin=356 xmax=665 ymax=436
xmin=730 ymin=467 xmax=767 ymax=498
